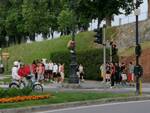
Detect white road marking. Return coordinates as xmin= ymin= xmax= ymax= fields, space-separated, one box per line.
xmin=35 ymin=100 xmax=150 ymax=113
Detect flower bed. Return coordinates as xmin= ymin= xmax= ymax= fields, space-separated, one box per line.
xmin=0 ymin=94 xmax=51 ymax=103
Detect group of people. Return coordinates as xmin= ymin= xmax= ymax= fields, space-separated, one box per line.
xmin=11 ymin=59 xmax=65 ymax=84
xmin=100 ymin=62 xmax=137 ymax=87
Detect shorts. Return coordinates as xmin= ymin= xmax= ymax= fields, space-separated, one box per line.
xmin=48 ymin=70 xmax=53 ymax=75
xmin=57 ymin=72 xmax=61 ymax=77
xmin=53 ymin=72 xmax=57 ymax=78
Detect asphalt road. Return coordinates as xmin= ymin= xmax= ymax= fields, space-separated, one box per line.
xmin=35 ymin=100 xmax=150 ymax=113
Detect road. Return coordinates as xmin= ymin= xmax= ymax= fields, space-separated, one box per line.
xmin=35 ymin=100 xmax=150 ymax=113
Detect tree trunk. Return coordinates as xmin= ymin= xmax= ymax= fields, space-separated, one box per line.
xmin=17 ymin=35 xmax=22 ymax=44
xmin=29 ymin=34 xmax=35 ymax=41
xmin=148 ymin=0 xmax=150 ymax=18
xmin=97 ymin=17 xmax=101 ymax=29
xmin=106 ymin=16 xmax=112 ymax=27
xmin=51 ymin=32 xmax=54 ymax=39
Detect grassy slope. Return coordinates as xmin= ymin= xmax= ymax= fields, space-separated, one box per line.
xmin=4 ymin=32 xmax=97 ymax=72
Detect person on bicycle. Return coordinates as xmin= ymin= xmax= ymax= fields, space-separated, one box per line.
xmin=11 ymin=61 xmax=21 ymax=80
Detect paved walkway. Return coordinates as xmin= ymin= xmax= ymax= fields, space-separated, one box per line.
xmin=1 ymin=80 xmax=150 ymax=94
xmin=0 ymin=74 xmax=150 ymax=94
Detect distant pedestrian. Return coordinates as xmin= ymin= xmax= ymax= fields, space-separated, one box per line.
xmin=36 ymin=63 xmax=45 ymax=83
xmin=128 ymin=62 xmax=135 ymax=86
xmin=59 ymin=63 xmax=65 ymax=83
xmin=105 ymin=63 xmax=111 ymax=83
xmin=100 ymin=64 xmax=105 ymax=82
xmin=115 ymin=63 xmax=120 ymax=84
xmin=121 ymin=69 xmax=127 ymax=86
xmin=110 ymin=63 xmax=115 ymax=87
xmin=53 ymin=63 xmax=58 ymax=83
xmin=78 ymin=64 xmax=85 ymax=82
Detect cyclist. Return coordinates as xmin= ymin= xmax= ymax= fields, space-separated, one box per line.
xmin=11 ymin=61 xmax=21 ymax=80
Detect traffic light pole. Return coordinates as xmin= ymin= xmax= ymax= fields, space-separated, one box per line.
xmin=103 ymin=25 xmax=106 ymax=82
xmin=135 ymin=0 xmax=140 ymax=95
xmin=110 ymin=44 xmax=112 ymax=63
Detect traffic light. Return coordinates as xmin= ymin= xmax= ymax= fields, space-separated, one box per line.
xmin=93 ymin=28 xmax=103 ymax=44
xmin=134 ymin=64 xmax=143 ymax=77
xmin=135 ymin=44 xmax=142 ymax=57
xmin=112 ymin=44 xmax=118 ymax=56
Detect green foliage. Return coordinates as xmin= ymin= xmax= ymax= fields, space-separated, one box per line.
xmin=58 ymin=9 xmax=76 ymax=32
xmin=0 ymin=88 xmax=32 ymax=98
xmin=0 ymin=0 xmax=143 ymax=46
xmin=51 ymin=49 xmax=110 ymax=80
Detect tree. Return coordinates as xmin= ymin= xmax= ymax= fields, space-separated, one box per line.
xmin=148 ymin=0 xmax=150 ymax=18
xmin=4 ymin=0 xmax=25 ymax=44
xmin=86 ymin=0 xmax=143 ymax=28
xmin=58 ymin=9 xmax=76 ymax=35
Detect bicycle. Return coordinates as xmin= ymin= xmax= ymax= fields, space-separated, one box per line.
xmin=9 ymin=75 xmax=43 ymax=92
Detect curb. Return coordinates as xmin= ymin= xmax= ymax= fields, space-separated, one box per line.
xmin=1 ymin=95 xmax=150 ymax=113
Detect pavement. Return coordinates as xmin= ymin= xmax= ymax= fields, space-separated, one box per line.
xmin=35 ymin=100 xmax=150 ymax=113
xmin=0 ymin=75 xmax=150 ymax=94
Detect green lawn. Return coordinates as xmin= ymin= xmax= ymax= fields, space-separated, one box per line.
xmin=0 ymin=91 xmax=133 ymax=109
xmin=3 ymin=31 xmax=99 ymax=73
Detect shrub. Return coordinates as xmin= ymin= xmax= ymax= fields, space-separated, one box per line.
xmin=50 ymin=49 xmax=110 ymax=80
xmin=0 ymin=88 xmax=32 ymax=98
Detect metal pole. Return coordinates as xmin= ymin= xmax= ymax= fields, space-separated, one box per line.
xmin=135 ymin=0 xmax=140 ymax=95
xmin=110 ymin=45 xmax=112 ymax=63
xmin=68 ymin=0 xmax=79 ymax=84
xmin=69 ymin=28 xmax=79 ymax=84
xmin=103 ymin=25 xmax=106 ymax=82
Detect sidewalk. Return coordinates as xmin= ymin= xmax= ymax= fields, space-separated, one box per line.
xmin=0 ymin=78 xmax=150 ymax=94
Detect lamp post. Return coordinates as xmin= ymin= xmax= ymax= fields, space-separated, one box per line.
xmin=134 ymin=0 xmax=141 ymax=95
xmin=69 ymin=0 xmax=79 ymax=84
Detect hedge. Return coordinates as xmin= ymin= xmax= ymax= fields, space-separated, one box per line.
xmin=50 ymin=49 xmax=110 ymax=80
xmin=0 ymin=88 xmax=32 ymax=98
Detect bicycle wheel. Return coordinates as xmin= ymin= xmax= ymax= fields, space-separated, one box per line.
xmin=9 ymin=83 xmax=19 ymax=89
xmin=33 ymin=84 xmax=43 ymax=92
xmin=20 ymin=81 xmax=26 ymax=89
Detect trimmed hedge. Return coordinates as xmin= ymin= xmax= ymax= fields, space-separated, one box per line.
xmin=0 ymin=88 xmax=32 ymax=98
xmin=50 ymin=49 xmax=110 ymax=80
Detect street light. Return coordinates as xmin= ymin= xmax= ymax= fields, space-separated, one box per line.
xmin=69 ymin=0 xmax=79 ymax=84
xmin=134 ymin=0 xmax=141 ymax=95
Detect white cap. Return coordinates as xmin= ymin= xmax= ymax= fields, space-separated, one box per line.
xmin=13 ymin=61 xmax=18 ymax=66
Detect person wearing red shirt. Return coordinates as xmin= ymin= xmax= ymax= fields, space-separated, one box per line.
xmin=18 ymin=64 xmax=26 ymax=78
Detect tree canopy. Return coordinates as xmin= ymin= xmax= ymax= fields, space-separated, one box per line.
xmin=0 ymin=0 xmax=143 ymax=47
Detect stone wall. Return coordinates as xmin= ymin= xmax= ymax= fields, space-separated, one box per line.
xmin=116 ymin=19 xmax=150 ymax=82
xmin=115 ymin=19 xmax=150 ymax=49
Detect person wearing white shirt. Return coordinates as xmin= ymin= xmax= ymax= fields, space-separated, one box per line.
xmin=44 ymin=60 xmax=49 ymax=80
xmin=53 ymin=63 xmax=58 ymax=83
xmin=48 ymin=61 xmax=54 ymax=82
xmin=11 ymin=61 xmax=21 ymax=80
